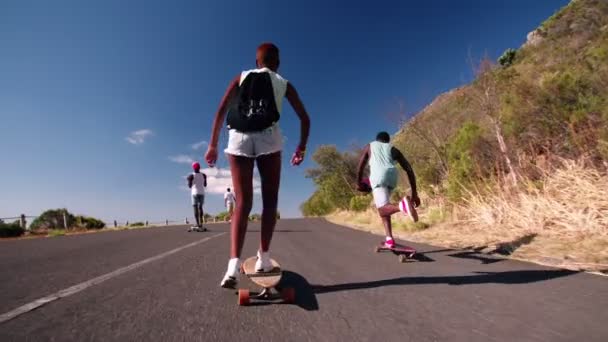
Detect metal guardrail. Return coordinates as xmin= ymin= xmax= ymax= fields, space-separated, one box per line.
xmin=0 ymin=215 xmax=35 ymax=230
xmin=1 ymin=214 xmax=224 ymax=231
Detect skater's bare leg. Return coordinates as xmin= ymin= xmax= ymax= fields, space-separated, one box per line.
xmin=380 ymin=216 xmax=393 ymax=239
xmin=378 ymin=204 xmax=400 ymax=217
xmin=378 ymin=204 xmax=400 ymax=238
xmin=198 ymin=203 xmax=204 ymax=226
xmin=193 ymin=205 xmax=201 ymax=227
xmin=227 ymin=154 xmax=255 ymax=258
xmin=256 ymin=151 xmax=281 ymax=252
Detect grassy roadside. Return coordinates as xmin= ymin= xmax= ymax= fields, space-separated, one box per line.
xmin=327 ymin=160 xmax=608 ymax=274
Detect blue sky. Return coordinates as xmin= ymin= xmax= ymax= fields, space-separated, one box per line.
xmin=0 ymin=0 xmax=569 ymax=222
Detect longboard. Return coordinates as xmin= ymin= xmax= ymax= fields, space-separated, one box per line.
xmin=187 ymin=226 xmax=207 ymax=232
xmin=375 ymin=242 xmax=417 ymax=263
xmin=237 ymin=256 xmax=295 ymax=306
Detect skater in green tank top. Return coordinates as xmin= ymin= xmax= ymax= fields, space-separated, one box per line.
xmin=356 ymin=132 xmax=420 ymax=248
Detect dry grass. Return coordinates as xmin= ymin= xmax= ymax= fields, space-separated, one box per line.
xmin=328 ymin=159 xmax=608 ymax=273
xmin=461 ymin=159 xmax=608 ymax=237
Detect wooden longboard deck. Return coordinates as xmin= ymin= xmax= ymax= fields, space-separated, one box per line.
xmin=242 ymin=256 xmax=281 ymax=288
xmin=382 ymin=245 xmax=416 ymax=253
xmin=377 ymin=242 xmax=416 ymax=255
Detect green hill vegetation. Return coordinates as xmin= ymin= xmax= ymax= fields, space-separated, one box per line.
xmin=305 ymin=0 xmax=608 ymax=271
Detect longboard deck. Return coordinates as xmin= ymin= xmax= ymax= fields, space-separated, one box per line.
xmin=376 ymin=242 xmax=416 ymax=262
xmin=242 ymin=256 xmax=281 ymax=288
xmin=377 ymin=244 xmax=416 ymax=253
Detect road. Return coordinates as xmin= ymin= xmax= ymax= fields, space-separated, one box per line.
xmin=0 ymin=218 xmax=606 ymax=341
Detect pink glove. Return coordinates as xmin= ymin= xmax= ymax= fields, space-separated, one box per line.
xmin=290 ymin=146 xmax=306 ymax=166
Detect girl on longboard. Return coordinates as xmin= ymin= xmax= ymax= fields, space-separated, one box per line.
xmin=205 ymin=43 xmax=311 ymax=288
xmin=357 ymin=132 xmax=420 ymax=248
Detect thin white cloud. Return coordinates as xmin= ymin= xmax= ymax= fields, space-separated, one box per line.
xmin=126 ymin=129 xmax=154 ymax=145
xmin=196 ymin=167 xmax=261 ymax=194
xmin=169 ymin=155 xmax=195 ymax=164
xmin=191 ymin=140 xmax=208 ymax=150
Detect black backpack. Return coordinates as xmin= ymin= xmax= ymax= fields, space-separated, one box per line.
xmin=226 ymin=72 xmax=279 ymax=132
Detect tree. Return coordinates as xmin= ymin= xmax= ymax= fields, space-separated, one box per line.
xmin=303 ymin=145 xmax=360 ymax=213
xmin=387 ymin=100 xmax=450 ymax=178
xmin=470 ymin=56 xmax=518 ymax=187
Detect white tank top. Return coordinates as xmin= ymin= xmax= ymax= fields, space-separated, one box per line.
xmin=191 ymin=172 xmax=205 ymax=195
xmin=239 ymin=67 xmax=288 ymax=115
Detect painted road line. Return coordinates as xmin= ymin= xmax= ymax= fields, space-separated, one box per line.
xmin=0 ymin=232 xmax=225 ymax=324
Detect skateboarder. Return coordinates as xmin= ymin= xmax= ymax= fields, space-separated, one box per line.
xmin=187 ymin=162 xmax=207 ymax=231
xmin=205 ymin=42 xmax=310 ymax=288
xmin=224 ymin=188 xmax=236 ymax=222
xmin=356 ymin=132 xmax=420 ymax=248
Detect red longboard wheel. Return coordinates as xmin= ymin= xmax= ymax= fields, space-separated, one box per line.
xmin=238 ymin=289 xmax=250 ymax=306
xmin=282 ymin=287 xmax=295 ymax=304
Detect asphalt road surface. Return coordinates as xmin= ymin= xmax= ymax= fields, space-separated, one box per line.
xmin=0 ymin=218 xmax=606 ymax=341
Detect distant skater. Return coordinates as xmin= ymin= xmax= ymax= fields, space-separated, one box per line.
xmin=187 ymin=162 xmax=207 ymax=232
xmin=357 ymin=132 xmax=420 ymax=248
xmin=224 ymin=188 xmax=236 ymax=222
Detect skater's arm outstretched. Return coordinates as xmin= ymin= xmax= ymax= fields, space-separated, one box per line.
xmin=286 ymin=82 xmax=310 ymax=166
xmin=356 ymin=144 xmax=371 ymax=192
xmin=391 ymin=147 xmax=420 ymax=207
xmin=205 ymin=75 xmax=241 ymax=167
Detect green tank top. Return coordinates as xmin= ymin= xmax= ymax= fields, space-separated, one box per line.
xmin=368 ymin=141 xmax=397 ymax=189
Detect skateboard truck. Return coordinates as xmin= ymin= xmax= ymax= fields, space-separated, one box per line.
xmin=237 ymin=257 xmax=295 ymax=306
xmin=237 ymin=287 xmax=295 ymax=306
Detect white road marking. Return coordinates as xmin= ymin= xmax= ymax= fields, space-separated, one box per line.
xmin=0 ymin=232 xmax=225 ymax=324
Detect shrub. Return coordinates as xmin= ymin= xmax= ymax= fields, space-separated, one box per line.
xmin=498 ymin=48 xmax=517 ymax=67
xmin=301 ymin=191 xmax=334 ymax=216
xmin=75 ymin=216 xmax=106 ymax=230
xmin=249 ymin=214 xmax=261 ymax=221
xmin=30 ymin=209 xmax=75 ymax=230
xmin=0 ymin=220 xmax=25 ymax=238
xmin=447 ymin=123 xmax=485 ymax=201
xmin=129 ymin=222 xmax=145 ymax=227
xmin=349 ymin=195 xmax=372 ymax=212
xmin=215 ymin=211 xmax=229 ymax=221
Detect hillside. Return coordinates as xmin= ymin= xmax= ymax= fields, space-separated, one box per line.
xmin=307 ymin=0 xmax=608 ymax=271
xmin=392 ymin=0 xmax=608 ymax=196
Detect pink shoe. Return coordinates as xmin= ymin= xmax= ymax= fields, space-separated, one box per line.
xmin=399 ymin=196 xmax=419 ymax=222
xmin=383 ymin=238 xmax=395 ymax=249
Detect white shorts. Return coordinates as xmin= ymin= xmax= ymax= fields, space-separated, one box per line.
xmin=224 ymin=125 xmax=283 ymax=158
xmin=372 ymin=187 xmax=392 ymax=208
xmin=226 ymin=202 xmax=234 ymax=212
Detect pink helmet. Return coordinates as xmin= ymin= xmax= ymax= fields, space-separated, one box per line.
xmin=192 ymin=162 xmax=200 ymax=171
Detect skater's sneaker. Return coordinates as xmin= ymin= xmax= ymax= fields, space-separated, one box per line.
xmin=399 ymin=196 xmax=419 ymax=222
xmin=255 ymin=250 xmax=273 ymax=273
xmin=220 ymin=258 xmax=241 ymax=289
xmin=383 ymin=238 xmax=396 ymax=249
